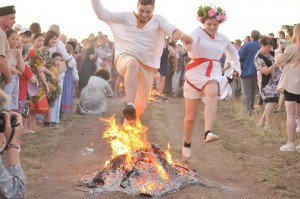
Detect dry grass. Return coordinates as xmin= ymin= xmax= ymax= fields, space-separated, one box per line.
xmin=219 ymin=98 xmax=300 ymax=145
xmin=218 ymin=98 xmax=300 ymax=198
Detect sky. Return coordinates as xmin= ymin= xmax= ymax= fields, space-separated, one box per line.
xmin=0 ymin=0 xmax=299 ymax=43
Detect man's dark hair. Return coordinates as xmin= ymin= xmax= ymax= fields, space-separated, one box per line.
xmin=251 ymin=30 xmax=260 ymax=41
xmin=138 ymin=0 xmax=155 ymax=6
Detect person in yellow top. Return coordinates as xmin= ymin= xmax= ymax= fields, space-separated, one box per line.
xmin=45 ymin=52 xmax=62 ymax=127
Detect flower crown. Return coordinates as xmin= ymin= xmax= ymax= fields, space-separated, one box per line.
xmin=197 ymin=5 xmax=227 ymax=24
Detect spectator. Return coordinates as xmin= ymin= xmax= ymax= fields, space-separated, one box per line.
xmin=239 ymin=30 xmax=260 ymax=115
xmin=0 ymin=89 xmax=26 ymax=198
xmin=255 ymin=37 xmax=281 ymax=129
xmin=29 ymin=22 xmax=41 ymax=35
xmin=78 ymin=69 xmax=113 ymax=115
xmin=3 ymin=29 xmax=25 ymax=111
xmin=275 ymin=23 xmax=300 ymax=151
xmin=61 ymin=44 xmax=77 ymax=114
xmin=0 ymin=5 xmax=15 ymax=89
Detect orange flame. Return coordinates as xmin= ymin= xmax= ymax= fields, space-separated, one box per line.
xmin=165 ymin=143 xmax=173 ymax=165
xmin=101 ymin=116 xmax=150 ymax=165
xmin=100 ymin=115 xmax=175 ymax=183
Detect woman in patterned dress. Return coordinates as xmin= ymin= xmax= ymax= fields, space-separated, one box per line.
xmin=255 ymin=37 xmax=281 ymax=129
xmin=28 ymin=33 xmax=49 ymax=130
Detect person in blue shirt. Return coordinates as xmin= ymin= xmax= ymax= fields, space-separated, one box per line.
xmin=238 ymin=30 xmax=260 ymax=115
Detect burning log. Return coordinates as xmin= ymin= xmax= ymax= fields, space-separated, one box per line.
xmin=139 ymin=192 xmax=153 ymax=198
xmin=93 ymin=154 xmax=127 ymax=185
xmin=120 ymin=167 xmax=141 ymax=188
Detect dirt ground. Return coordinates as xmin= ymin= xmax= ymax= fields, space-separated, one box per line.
xmin=21 ymin=95 xmax=300 ymax=199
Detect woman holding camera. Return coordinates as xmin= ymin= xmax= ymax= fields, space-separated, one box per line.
xmin=0 ymin=89 xmax=26 ymax=198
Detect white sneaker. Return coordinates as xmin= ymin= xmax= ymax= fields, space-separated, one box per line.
xmin=204 ymin=131 xmax=219 ymax=143
xmin=182 ymin=146 xmax=191 ymax=160
xmin=296 ymin=126 xmax=300 ymax=133
xmin=25 ymin=129 xmax=36 ymax=134
xmin=280 ymin=142 xmax=296 ymax=151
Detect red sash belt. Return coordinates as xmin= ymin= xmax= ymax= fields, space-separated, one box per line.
xmin=186 ymin=58 xmax=218 ymax=77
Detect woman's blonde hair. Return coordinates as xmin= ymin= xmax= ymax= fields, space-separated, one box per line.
xmin=292 ymin=23 xmax=300 ymax=47
xmin=292 ymin=23 xmax=300 ymax=63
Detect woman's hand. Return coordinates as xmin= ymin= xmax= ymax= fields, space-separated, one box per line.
xmin=181 ymin=34 xmax=193 ymax=45
xmin=45 ymin=84 xmax=50 ymax=94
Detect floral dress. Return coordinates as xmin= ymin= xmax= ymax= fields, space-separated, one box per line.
xmin=254 ymin=51 xmax=281 ymax=101
xmin=78 ymin=76 xmax=113 ymax=115
xmin=40 ymin=47 xmax=61 ymax=107
xmin=28 ymin=49 xmax=49 ymax=114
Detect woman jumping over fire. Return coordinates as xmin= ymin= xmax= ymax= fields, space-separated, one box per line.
xmin=182 ymin=6 xmax=241 ymax=160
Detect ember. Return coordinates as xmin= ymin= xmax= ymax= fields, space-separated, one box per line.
xmin=79 ymin=116 xmax=203 ymax=197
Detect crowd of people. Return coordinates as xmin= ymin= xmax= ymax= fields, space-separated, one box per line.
xmin=0 ymin=1 xmax=299 ymax=198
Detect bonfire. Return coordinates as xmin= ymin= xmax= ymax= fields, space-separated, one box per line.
xmin=79 ymin=116 xmax=202 ymax=197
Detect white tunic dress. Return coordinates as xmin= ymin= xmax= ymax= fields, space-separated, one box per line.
xmin=184 ymin=28 xmax=240 ymax=99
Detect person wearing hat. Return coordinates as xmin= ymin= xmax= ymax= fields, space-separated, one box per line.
xmin=0 ymin=5 xmax=16 ymax=89
xmin=19 ymin=28 xmax=32 ymax=57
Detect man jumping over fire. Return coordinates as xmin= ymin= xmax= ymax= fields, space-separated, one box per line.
xmin=91 ymin=0 xmax=192 ymax=124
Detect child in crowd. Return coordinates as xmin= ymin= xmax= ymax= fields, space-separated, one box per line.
xmin=45 ymin=52 xmax=62 ymax=127
xmin=61 ymin=44 xmax=78 ymax=114
xmin=18 ymin=48 xmax=37 ymax=133
xmin=3 ymin=29 xmax=25 ymax=111
xmin=19 ymin=28 xmax=32 ymax=54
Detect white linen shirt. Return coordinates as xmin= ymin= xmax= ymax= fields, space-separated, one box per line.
xmin=91 ymin=0 xmax=177 ymax=69
xmin=184 ymin=28 xmax=240 ymax=98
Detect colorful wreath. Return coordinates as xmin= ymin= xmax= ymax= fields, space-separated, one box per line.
xmin=197 ymin=5 xmax=227 ymax=24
